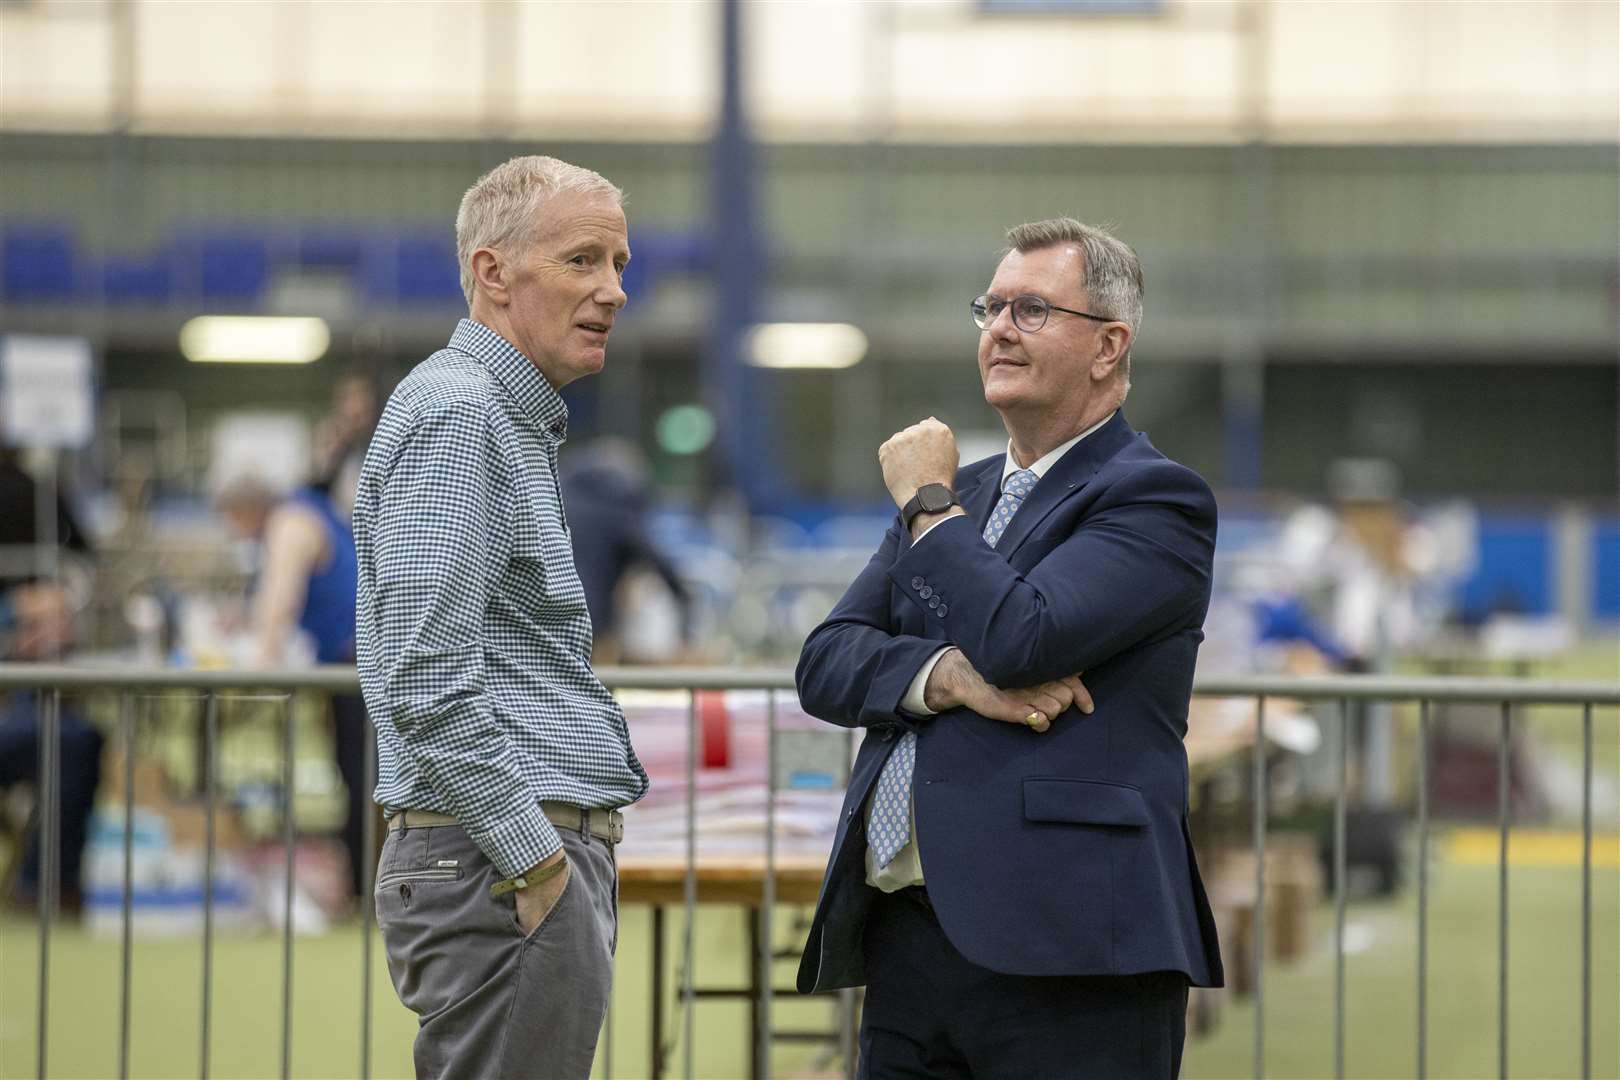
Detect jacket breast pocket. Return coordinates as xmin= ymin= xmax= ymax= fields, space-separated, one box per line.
xmin=1022 ymin=777 xmax=1149 ymax=828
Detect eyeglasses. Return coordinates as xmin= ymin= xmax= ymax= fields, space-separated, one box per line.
xmin=970 ymin=293 xmax=1112 ymax=334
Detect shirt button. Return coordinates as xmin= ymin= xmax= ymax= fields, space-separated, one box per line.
xmin=910 ymin=576 xmax=924 ymax=590
xmin=927 ymin=596 xmax=939 ymax=609
xmin=919 ymin=586 xmax=933 ymax=599
xmin=936 ymin=605 xmax=949 ymax=617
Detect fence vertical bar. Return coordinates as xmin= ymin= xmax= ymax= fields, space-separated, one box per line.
xmin=361 ymin=711 xmax=376 ymax=1080
xmin=1417 ymin=699 xmax=1430 ymax=1080
xmin=1252 ymin=695 xmax=1266 ymax=1080
xmin=1334 ymin=698 xmax=1348 ymax=1080
xmin=35 ymin=690 xmax=57 ymax=1080
xmin=760 ymin=690 xmax=778 ymax=1080
xmin=201 ymin=692 xmax=217 ymax=1080
xmin=842 ymin=728 xmax=858 ymax=1080
xmin=119 ymin=692 xmax=135 ymax=1080
xmin=1498 ymin=701 xmax=1510 ymax=1080
xmin=683 ymin=691 xmax=697 ymax=1080
xmin=282 ymin=695 xmax=297 ymax=1080
xmin=1580 ymin=702 xmax=1592 ymax=1080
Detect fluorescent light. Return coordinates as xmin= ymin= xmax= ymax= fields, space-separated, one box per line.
xmin=746 ymin=322 xmax=867 ymax=370
xmin=180 ymin=316 xmax=330 ymax=365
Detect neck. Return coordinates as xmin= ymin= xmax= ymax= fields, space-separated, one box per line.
xmin=1005 ymin=402 xmax=1116 ymax=468
xmin=467 ymin=304 xmax=564 ymax=391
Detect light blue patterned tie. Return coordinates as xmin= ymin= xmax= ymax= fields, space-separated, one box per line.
xmin=981 ymin=468 xmax=1038 ymax=548
xmin=869 ymin=467 xmax=1041 ymax=868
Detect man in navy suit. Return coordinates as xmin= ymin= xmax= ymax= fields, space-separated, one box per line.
xmin=795 ymin=218 xmax=1223 ymax=1078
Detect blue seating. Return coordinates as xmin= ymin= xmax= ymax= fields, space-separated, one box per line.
xmin=2 ymin=222 xmax=78 ymax=301
xmin=101 ymin=250 xmax=175 ymax=306
xmin=393 ymin=232 xmax=462 ymax=303
xmin=2 ymin=217 xmax=700 ymax=311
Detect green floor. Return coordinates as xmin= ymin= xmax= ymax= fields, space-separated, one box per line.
xmin=2 ymin=850 xmax=1614 ymax=1079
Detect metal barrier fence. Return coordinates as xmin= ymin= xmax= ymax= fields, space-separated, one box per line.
xmin=1 ymin=664 xmax=1615 ymax=1080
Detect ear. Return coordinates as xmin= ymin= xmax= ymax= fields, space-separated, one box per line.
xmin=1090 ymin=322 xmax=1132 ymax=383
xmin=470 ymin=247 xmax=510 ymax=306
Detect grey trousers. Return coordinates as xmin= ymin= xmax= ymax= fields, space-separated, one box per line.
xmin=375 ymin=820 xmax=619 ymax=1080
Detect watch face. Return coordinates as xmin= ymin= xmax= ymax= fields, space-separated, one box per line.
xmin=920 ymin=484 xmax=954 ymax=512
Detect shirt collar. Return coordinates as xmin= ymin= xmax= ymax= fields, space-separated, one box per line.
xmin=1001 ymin=410 xmax=1116 ymax=487
xmin=449 ymin=318 xmax=569 ymax=440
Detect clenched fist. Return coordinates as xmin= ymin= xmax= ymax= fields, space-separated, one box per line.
xmin=879 ymin=417 xmax=960 ymax=510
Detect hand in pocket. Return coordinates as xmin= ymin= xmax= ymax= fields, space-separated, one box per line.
xmin=514 ymin=850 xmax=570 ymax=937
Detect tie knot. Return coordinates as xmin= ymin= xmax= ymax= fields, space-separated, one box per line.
xmin=1004 ymin=469 xmax=1038 ymax=499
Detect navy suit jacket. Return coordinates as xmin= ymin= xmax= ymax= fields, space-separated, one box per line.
xmin=794 ymin=411 xmax=1224 ymax=993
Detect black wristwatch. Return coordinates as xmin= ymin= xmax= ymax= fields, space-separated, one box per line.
xmin=902 ymin=483 xmax=959 ymax=529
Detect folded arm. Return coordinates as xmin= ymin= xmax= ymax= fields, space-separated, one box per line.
xmin=888 ymin=465 xmax=1216 ymax=688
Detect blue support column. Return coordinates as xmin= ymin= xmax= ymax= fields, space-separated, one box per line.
xmin=707 ymin=0 xmax=775 ymax=511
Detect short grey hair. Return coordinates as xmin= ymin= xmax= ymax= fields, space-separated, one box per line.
xmin=1004 ymin=217 xmax=1143 ymax=395
xmin=455 ymin=155 xmax=624 ymax=306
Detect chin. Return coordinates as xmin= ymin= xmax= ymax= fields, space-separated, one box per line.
xmin=982 ymin=384 xmax=1024 ymax=411
xmin=571 ymin=350 xmax=607 ymax=376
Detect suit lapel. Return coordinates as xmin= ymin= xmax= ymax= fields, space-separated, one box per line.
xmin=961 ymin=464 xmax=1002 ymax=538
xmin=994 ymin=411 xmax=1139 ymax=556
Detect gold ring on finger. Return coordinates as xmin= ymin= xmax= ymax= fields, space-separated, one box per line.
xmin=1025 ymin=711 xmax=1042 ymax=728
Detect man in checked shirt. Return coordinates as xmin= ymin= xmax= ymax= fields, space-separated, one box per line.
xmin=354 ymin=156 xmax=647 ymax=1079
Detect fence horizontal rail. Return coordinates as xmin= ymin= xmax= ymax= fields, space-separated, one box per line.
xmin=1 ymin=664 xmax=1616 ymax=705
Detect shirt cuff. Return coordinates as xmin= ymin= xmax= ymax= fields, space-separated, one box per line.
xmin=466 ymin=800 xmax=563 ymax=878
xmin=900 ymin=647 xmax=954 ymax=717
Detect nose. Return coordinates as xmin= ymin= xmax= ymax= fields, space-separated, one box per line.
xmin=988 ymin=303 xmax=1020 ymax=343
xmin=598 ymin=268 xmax=627 ymax=311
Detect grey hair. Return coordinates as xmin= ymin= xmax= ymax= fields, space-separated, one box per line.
xmin=1003 ymin=217 xmax=1143 ymax=396
xmin=455 ymin=155 xmax=624 ymax=306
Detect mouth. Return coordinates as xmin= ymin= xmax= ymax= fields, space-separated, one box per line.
xmin=987 ymin=356 xmax=1026 ymax=370
xmin=576 ymin=321 xmax=612 ymax=340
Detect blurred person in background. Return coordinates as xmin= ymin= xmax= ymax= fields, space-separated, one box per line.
xmin=560 ymin=439 xmax=694 ymax=664
xmin=355 ymin=155 xmax=646 ymax=1079
xmin=0 ymin=446 xmax=95 ymax=593
xmin=0 ymin=580 xmax=103 ymax=915
xmin=216 ymin=470 xmax=368 ymax=902
xmin=795 ymin=219 xmax=1221 ymax=1078
xmin=310 ymin=371 xmax=380 ymax=521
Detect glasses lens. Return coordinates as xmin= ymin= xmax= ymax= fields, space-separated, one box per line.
xmin=1011 ymin=295 xmax=1049 ymax=332
xmin=970 ymin=295 xmax=994 ymax=329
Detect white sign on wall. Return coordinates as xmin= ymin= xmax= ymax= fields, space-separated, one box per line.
xmin=0 ymin=335 xmax=95 ymax=449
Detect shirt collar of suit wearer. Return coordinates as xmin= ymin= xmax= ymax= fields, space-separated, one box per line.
xmin=450 ymin=317 xmax=570 ymax=441
xmin=1001 ymin=409 xmax=1116 ymax=489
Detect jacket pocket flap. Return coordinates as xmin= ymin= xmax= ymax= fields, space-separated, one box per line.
xmin=1022 ymin=778 xmax=1148 ymax=827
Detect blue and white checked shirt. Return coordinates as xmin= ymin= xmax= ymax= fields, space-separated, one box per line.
xmin=354 ymin=319 xmax=649 ymax=877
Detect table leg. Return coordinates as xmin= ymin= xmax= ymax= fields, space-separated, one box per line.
xmin=749 ymin=907 xmax=762 ymax=1079
xmin=651 ymin=905 xmax=665 ymax=1080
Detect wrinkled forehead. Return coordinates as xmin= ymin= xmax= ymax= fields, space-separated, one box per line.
xmin=532 ymin=189 xmax=630 ymax=254
xmin=988 ymin=244 xmax=1086 ymax=301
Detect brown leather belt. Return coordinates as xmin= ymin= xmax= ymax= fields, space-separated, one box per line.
xmin=387 ymin=801 xmax=624 ymax=845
